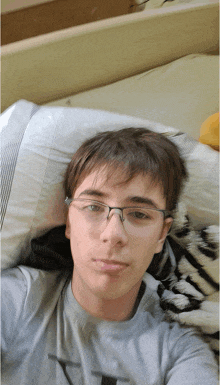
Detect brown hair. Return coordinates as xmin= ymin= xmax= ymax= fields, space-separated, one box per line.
xmin=64 ymin=127 xmax=188 ymax=212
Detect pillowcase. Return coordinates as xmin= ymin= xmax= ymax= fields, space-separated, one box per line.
xmin=1 ymin=100 xmax=219 ymax=269
xmin=46 ymin=54 xmax=219 ymax=141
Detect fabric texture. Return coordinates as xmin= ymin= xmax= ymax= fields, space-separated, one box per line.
xmin=1 ymin=100 xmax=219 ymax=270
xmin=1 ymin=266 xmax=218 ymax=385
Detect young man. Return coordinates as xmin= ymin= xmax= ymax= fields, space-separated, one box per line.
xmin=1 ymin=127 xmax=218 ymax=385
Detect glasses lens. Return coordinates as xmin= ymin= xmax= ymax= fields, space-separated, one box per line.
xmin=124 ymin=207 xmax=163 ymax=227
xmin=73 ymin=200 xmax=108 ymax=223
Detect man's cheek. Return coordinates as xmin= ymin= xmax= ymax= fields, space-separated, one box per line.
xmin=71 ymin=238 xmax=95 ymax=260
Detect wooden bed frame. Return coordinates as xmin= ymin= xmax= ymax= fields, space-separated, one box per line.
xmin=1 ymin=1 xmax=219 ymax=112
xmin=2 ymin=0 xmax=135 ymax=45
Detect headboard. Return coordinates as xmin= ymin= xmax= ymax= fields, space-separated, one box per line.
xmin=1 ymin=1 xmax=218 ymax=112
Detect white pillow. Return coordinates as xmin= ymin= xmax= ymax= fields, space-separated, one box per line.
xmin=1 ymin=100 xmax=218 ymax=269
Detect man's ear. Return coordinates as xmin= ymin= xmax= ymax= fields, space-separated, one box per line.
xmin=155 ymin=217 xmax=173 ymax=254
xmin=65 ymin=214 xmax=71 ymax=239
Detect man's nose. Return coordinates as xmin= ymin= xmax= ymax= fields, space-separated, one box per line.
xmin=100 ymin=210 xmax=128 ymax=246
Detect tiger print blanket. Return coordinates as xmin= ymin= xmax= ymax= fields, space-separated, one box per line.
xmin=24 ymin=202 xmax=219 ymax=359
xmin=148 ymin=202 xmax=219 ymax=360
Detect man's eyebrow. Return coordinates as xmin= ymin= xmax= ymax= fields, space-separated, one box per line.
xmin=78 ymin=190 xmax=159 ymax=208
xmin=78 ymin=189 xmax=108 ymax=198
xmin=127 ymin=196 xmax=159 ymax=209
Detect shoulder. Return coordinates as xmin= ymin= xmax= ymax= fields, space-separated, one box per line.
xmin=2 ymin=266 xmax=70 ymax=298
xmin=166 ymin=321 xmax=216 ymax=359
xmin=140 ymin=274 xmax=218 ymax=373
xmin=1 ymin=267 xmax=71 ymax=347
xmin=163 ymin=322 xmax=218 ymax=384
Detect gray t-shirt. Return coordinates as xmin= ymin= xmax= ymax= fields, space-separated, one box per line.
xmin=1 ymin=266 xmax=218 ymax=385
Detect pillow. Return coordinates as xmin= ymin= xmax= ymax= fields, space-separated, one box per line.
xmin=46 ymin=54 xmax=219 ymax=140
xmin=1 ymin=100 xmax=219 ymax=269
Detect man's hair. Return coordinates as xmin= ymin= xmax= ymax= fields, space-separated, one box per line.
xmin=64 ymin=127 xmax=188 ymax=212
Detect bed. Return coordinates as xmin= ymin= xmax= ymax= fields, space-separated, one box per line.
xmin=1 ymin=0 xmax=219 ymax=361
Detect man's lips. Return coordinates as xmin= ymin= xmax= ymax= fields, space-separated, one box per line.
xmin=93 ymin=259 xmax=129 ymax=272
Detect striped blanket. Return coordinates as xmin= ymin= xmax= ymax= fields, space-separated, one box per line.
xmin=148 ymin=202 xmax=219 ymax=359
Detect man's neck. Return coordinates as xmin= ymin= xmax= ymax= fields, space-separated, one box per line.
xmin=71 ymin=275 xmax=144 ymax=322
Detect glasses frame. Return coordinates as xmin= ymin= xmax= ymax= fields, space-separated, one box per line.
xmin=65 ymin=197 xmax=172 ymax=223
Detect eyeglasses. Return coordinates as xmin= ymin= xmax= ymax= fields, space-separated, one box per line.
xmin=65 ymin=198 xmax=172 ymax=232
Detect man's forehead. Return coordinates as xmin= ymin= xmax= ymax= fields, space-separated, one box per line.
xmin=76 ymin=166 xmax=136 ymax=190
xmin=74 ymin=167 xmax=165 ymax=208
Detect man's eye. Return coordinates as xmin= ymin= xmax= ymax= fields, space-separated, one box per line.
xmin=87 ymin=204 xmax=103 ymax=212
xmin=129 ymin=211 xmax=150 ymax=220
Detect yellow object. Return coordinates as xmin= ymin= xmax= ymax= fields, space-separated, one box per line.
xmin=199 ymin=112 xmax=219 ymax=151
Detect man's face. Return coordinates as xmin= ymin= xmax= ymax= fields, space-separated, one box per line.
xmin=66 ymin=168 xmax=172 ymax=302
